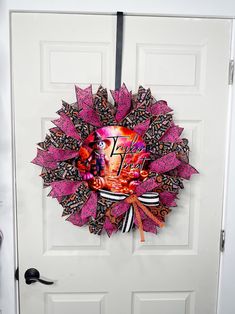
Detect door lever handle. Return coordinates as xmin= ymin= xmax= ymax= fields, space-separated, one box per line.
xmin=24 ymin=268 xmax=54 ymax=285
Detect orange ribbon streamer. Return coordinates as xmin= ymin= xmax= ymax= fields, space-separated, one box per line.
xmin=106 ymin=207 xmax=116 ymax=224
xmin=126 ymin=194 xmax=164 ymax=242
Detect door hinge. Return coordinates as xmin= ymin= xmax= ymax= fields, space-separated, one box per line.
xmin=220 ymin=230 xmax=225 ymax=252
xmin=229 ymin=59 xmax=234 ymax=85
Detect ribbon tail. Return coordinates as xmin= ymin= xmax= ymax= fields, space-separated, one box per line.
xmin=136 ymin=199 xmax=164 ymax=228
xmin=133 ymin=202 xmax=145 ymax=242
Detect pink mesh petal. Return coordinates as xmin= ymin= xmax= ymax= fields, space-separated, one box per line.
xmin=53 ymin=112 xmax=81 ymax=141
xmin=31 ymin=148 xmax=58 ymax=169
xmin=159 ymin=191 xmax=177 ymax=207
xmin=177 ymin=163 xmax=199 ymax=180
xmin=67 ymin=212 xmax=88 ymax=226
xmin=75 ymin=84 xmax=102 ymax=127
xmin=111 ymin=83 xmax=132 ymax=122
xmin=135 ymin=178 xmax=160 ymax=196
xmin=48 ymin=146 xmax=78 ymax=161
xmin=142 ymin=217 xmax=158 ymax=233
xmin=49 ymin=181 xmax=82 ymax=198
xmin=75 ymin=85 xmax=93 ymax=109
xmin=161 ymin=125 xmax=184 ymax=143
xmin=148 ymin=100 xmax=173 ymax=115
xmin=78 ymin=107 xmax=102 ymax=127
xmin=103 ymin=217 xmax=117 ymax=237
xmin=138 ymin=207 xmax=147 ymax=219
xmin=133 ymin=119 xmax=150 ymax=136
xmin=111 ymin=200 xmax=130 ymax=217
xmin=149 ymin=152 xmax=181 ymax=174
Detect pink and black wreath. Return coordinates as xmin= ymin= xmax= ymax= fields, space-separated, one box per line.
xmin=32 ymin=84 xmax=198 ymax=241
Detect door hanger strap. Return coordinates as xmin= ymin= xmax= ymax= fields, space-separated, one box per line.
xmin=115 ymin=12 xmax=124 ymax=90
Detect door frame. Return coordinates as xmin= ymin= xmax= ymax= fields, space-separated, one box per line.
xmin=217 ymin=20 xmax=235 ymax=314
xmin=1 ymin=5 xmax=235 ymax=314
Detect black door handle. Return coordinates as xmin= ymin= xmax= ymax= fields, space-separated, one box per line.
xmin=24 ymin=268 xmax=54 ymax=285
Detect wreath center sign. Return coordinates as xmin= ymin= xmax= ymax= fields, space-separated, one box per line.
xmin=80 ymin=126 xmax=148 ymax=190
xmin=32 ymin=84 xmax=198 ymax=241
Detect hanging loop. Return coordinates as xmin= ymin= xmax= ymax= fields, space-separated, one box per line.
xmin=115 ymin=12 xmax=124 ymax=90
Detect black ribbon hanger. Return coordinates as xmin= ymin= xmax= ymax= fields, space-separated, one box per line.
xmin=115 ymin=12 xmax=124 ymax=90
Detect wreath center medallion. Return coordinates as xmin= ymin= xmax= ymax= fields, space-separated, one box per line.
xmin=79 ymin=126 xmax=149 ymax=194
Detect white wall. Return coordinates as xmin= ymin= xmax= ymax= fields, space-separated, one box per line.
xmin=0 ymin=1 xmax=18 ymax=314
xmin=1 ymin=1 xmax=235 ymax=314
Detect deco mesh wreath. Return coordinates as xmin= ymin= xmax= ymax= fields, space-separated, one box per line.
xmin=32 ymin=84 xmax=198 ymax=241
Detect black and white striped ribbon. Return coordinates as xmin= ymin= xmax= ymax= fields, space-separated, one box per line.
xmin=99 ymin=189 xmax=159 ymax=233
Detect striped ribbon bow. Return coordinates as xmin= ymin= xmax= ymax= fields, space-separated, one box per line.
xmin=100 ymin=178 xmax=164 ymax=242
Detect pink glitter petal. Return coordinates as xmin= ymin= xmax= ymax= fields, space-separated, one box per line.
xmin=48 ymin=146 xmax=78 ymax=161
xmin=133 ymin=119 xmax=150 ymax=136
xmin=138 ymin=207 xmax=147 ymax=220
xmin=75 ymin=84 xmax=102 ymax=127
xmin=53 ymin=112 xmax=81 ymax=141
xmin=142 ymin=218 xmax=158 ymax=233
xmin=148 ymin=100 xmax=173 ymax=115
xmin=111 ymin=200 xmax=130 ymax=217
xmin=159 ymin=191 xmax=177 ymax=207
xmin=79 ymin=107 xmax=102 ymax=127
xmin=81 ymin=191 xmax=98 ymax=219
xmin=111 ymin=83 xmax=132 ymax=122
xmin=135 ymin=178 xmax=160 ymax=196
xmin=31 ymin=148 xmax=58 ymax=169
xmin=75 ymin=85 xmax=93 ymax=109
xmin=67 ymin=212 xmax=88 ymax=227
xmin=177 ymin=163 xmax=199 ymax=180
xmin=103 ymin=217 xmax=117 ymax=237
xmin=49 ymin=181 xmax=82 ymax=198
xmin=149 ymin=152 xmax=181 ymax=174
xmin=161 ymin=125 xmax=184 ymax=143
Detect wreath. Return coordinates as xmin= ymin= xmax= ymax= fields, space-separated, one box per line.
xmin=32 ymin=84 xmax=198 ymax=241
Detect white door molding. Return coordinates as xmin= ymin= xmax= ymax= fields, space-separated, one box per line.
xmin=1 ymin=2 xmax=235 ymax=314
xmin=217 ymin=20 xmax=235 ymax=314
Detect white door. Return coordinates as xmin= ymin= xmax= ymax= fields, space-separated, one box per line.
xmin=12 ymin=13 xmax=231 ymax=314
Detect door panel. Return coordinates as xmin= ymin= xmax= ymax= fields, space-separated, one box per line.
xmin=121 ymin=17 xmax=231 ymax=314
xmin=12 ymin=13 xmax=231 ymax=314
